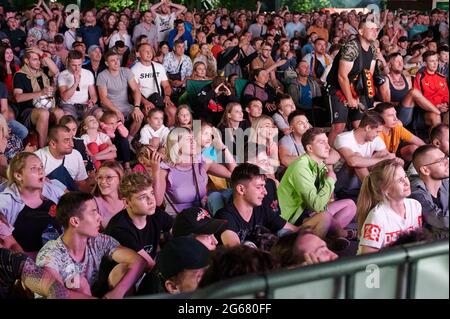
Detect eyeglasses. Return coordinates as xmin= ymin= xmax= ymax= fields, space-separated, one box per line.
xmin=422 ymin=156 xmax=449 ymax=167
xmin=96 ymin=175 xmax=119 ymax=183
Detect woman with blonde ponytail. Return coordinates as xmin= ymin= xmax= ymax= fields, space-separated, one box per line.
xmin=357 ymin=159 xmax=423 ymax=254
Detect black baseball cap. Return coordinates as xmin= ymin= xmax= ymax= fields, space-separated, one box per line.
xmin=115 ymin=40 xmax=125 ymax=48
xmin=172 ymin=207 xmax=227 ymax=238
xmin=398 ymin=36 xmax=408 ymax=43
xmin=156 ymin=236 xmax=210 ymax=280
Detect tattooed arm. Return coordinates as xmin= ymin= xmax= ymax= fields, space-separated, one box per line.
xmin=21 ymin=259 xmax=95 ymax=299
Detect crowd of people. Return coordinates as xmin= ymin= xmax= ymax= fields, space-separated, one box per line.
xmin=0 ymin=0 xmax=448 ymax=299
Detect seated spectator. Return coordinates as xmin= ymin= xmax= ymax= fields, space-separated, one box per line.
xmin=242 ymin=68 xmax=278 ymax=116
xmin=414 ymin=50 xmax=449 ymax=127
xmin=58 ymin=50 xmax=100 ymax=121
xmin=80 ymin=116 xmax=117 ymax=171
xmin=274 ymin=40 xmax=297 ymax=85
xmin=286 ymin=60 xmax=321 ymax=118
xmin=217 ymin=102 xmax=250 ymax=162
xmin=278 ymin=128 xmax=356 ymax=242
xmin=272 ymin=94 xmax=296 ymax=136
xmin=279 ymin=110 xmax=310 ymax=167
xmin=0 ymin=248 xmax=91 ymax=299
xmin=193 ymin=43 xmax=217 ymax=78
xmin=53 ymin=34 xmax=68 ymax=66
xmin=139 ymin=109 xmax=170 ymax=153
xmin=216 ymin=163 xmax=298 ymax=248
xmin=386 ymin=228 xmax=433 ymax=248
xmin=410 ymin=145 xmax=448 ymax=240
xmin=0 ymin=45 xmax=20 ymax=96
xmin=302 ymin=37 xmax=333 ymax=85
xmin=0 ymin=152 xmax=65 ymax=255
xmin=132 ymin=11 xmax=158 ymax=53
xmin=172 ymin=207 xmax=227 ymax=251
xmin=105 ymin=173 xmax=173 ymax=272
xmin=151 ymin=236 xmax=210 ymax=295
xmin=163 ymin=40 xmax=193 ymax=96
xmin=437 ymin=45 xmax=449 ymax=81
xmin=13 ymin=48 xmax=63 ymax=148
xmin=195 ymin=76 xmax=236 ymax=126
xmin=0 ymin=113 xmax=28 ymax=162
xmin=271 ymin=227 xmax=338 ymax=268
xmin=430 ymin=124 xmax=449 ymax=157
xmin=83 ymin=45 xmax=107 ymax=81
xmin=34 ymin=125 xmax=90 ymax=192
xmin=59 ymin=115 xmax=91 ymax=171
xmin=189 ymin=61 xmax=210 ymax=81
xmin=92 ymin=161 xmax=125 ymax=230
xmin=249 ymin=42 xmax=285 ymax=93
xmin=131 ymin=43 xmax=176 ymax=127
xmin=357 ymin=159 xmax=422 ymax=254
xmin=198 ymin=245 xmax=278 ymax=289
xmin=244 ymin=98 xmax=263 ymax=126
xmin=36 ymin=192 xmax=146 ymax=298
xmin=374 ymin=102 xmax=425 ymax=161
xmin=108 ymin=21 xmax=132 ymax=49
xmin=379 ymin=52 xmax=441 ymax=127
xmin=167 ymin=19 xmax=193 ymax=51
xmin=97 ymin=49 xmax=144 ymax=142
xmin=152 ymin=127 xmax=233 ymax=217
xmin=174 ymin=104 xmax=193 ymax=130
xmin=334 ymin=112 xmax=397 ymax=201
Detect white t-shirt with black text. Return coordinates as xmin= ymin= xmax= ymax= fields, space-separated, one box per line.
xmin=154 ymin=12 xmax=176 ymax=42
xmin=131 ymin=61 xmax=168 ymax=99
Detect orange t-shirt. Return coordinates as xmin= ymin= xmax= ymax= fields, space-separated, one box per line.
xmin=379 ymin=124 xmax=413 ymax=153
xmin=307 ymin=26 xmax=329 ymax=42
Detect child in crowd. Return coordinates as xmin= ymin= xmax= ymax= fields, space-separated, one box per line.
xmin=139 ymin=109 xmax=170 ymax=153
xmin=174 ymin=104 xmax=194 ymax=130
xmin=272 ymin=95 xmax=296 ymax=136
xmin=81 ymin=116 xmax=117 ymax=170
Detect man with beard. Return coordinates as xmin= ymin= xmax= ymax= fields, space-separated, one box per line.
xmin=326 ymin=20 xmax=378 ymax=146
xmin=411 ymin=145 xmax=449 ymax=239
xmin=379 ymin=52 xmax=441 ymax=127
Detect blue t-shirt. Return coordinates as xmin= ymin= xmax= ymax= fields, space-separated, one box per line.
xmin=76 ymin=25 xmax=103 ymax=49
xmin=202 ymin=146 xmax=217 ymax=162
xmin=300 ymin=83 xmax=312 ymax=109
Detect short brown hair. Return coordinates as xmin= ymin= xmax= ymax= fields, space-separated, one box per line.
xmin=120 ymin=172 xmax=153 ymax=199
xmin=67 ymin=49 xmax=83 ymax=62
xmin=301 ymin=127 xmax=325 ymax=151
xmin=359 ymin=111 xmax=385 ymax=128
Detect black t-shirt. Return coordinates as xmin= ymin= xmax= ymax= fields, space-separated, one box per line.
xmin=262 ymin=178 xmax=280 ymax=216
xmin=3 ymin=28 xmax=27 ymax=50
xmin=326 ymin=37 xmax=375 ymax=91
xmin=215 ymin=200 xmax=286 ymax=244
xmin=104 ymin=208 xmax=173 ymax=259
xmin=12 ymin=199 xmax=60 ymax=252
xmin=0 ymin=248 xmax=28 ymax=299
xmin=0 ymin=82 xmax=7 ymax=99
xmin=13 ymin=72 xmax=44 ymax=113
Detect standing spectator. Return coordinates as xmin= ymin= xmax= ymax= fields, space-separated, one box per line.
xmin=36 ymin=192 xmax=146 ymax=298
xmin=307 ymin=18 xmax=329 ymax=43
xmin=285 ymin=12 xmax=306 ymax=40
xmin=167 ymin=19 xmax=193 ymax=51
xmin=357 ymin=159 xmax=422 ymax=254
xmin=248 ymin=13 xmax=267 ymax=39
xmin=410 ymin=145 xmax=448 ymax=240
xmin=76 ymin=10 xmax=104 ymax=51
xmin=150 ymin=0 xmax=186 ymax=43
xmin=132 ymin=11 xmax=158 ymax=53
xmin=303 ymin=38 xmax=333 ymax=85
xmin=109 ymin=21 xmax=132 ymax=50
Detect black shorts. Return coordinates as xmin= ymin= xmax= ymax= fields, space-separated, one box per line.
xmin=329 ymin=92 xmax=363 ymax=124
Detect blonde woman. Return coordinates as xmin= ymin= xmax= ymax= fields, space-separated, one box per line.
xmin=151 ymin=127 xmax=233 ymax=217
xmin=357 ymin=159 xmax=423 ymax=254
xmin=247 ymin=115 xmax=280 ymax=175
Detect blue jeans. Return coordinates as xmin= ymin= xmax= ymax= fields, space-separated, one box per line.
xmin=8 ymin=120 xmax=28 ymax=140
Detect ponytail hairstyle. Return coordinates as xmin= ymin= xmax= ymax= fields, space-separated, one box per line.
xmin=356 ymin=159 xmax=404 ymax=235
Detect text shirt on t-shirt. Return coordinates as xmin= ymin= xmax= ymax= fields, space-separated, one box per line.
xmin=358 ymin=199 xmax=422 ymax=253
xmin=131 ymin=61 xmax=168 ymax=99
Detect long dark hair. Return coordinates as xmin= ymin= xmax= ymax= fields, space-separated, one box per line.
xmin=0 ymin=45 xmax=17 ymax=82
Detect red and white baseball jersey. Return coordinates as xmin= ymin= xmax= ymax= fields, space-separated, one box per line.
xmin=358 ymin=199 xmax=422 ymax=253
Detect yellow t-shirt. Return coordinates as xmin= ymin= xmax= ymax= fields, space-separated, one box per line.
xmin=379 ymin=124 xmax=413 ymax=153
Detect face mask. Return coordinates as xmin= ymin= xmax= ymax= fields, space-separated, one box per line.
xmin=36 ymin=19 xmax=45 ymax=26
xmin=293 ymin=44 xmax=300 ymax=50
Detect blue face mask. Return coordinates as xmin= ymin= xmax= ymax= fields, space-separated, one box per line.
xmin=36 ymin=19 xmax=45 ymax=26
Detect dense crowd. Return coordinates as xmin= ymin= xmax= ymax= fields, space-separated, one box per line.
xmin=0 ymin=0 xmax=448 ymax=299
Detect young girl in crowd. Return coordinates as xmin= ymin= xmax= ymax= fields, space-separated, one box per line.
xmin=99 ymin=111 xmax=131 ymax=170
xmin=92 ymin=160 xmax=125 ymax=230
xmin=81 ymin=116 xmax=117 ymax=170
xmin=174 ymin=104 xmax=194 ymax=130
xmin=139 ymin=109 xmax=170 ymax=153
xmin=357 ymin=159 xmax=423 ymax=254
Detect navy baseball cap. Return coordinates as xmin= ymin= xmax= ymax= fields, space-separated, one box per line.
xmin=172 ymin=207 xmax=227 ymax=238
